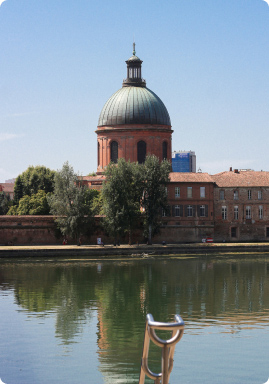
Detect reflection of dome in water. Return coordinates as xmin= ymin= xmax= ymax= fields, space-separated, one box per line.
xmin=98 ymin=86 xmax=171 ymax=127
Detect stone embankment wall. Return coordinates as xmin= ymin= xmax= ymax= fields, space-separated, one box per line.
xmin=0 ymin=216 xmax=60 ymax=245
xmin=0 ymin=216 xmax=215 ymax=245
xmin=0 ymin=216 xmax=137 ymax=245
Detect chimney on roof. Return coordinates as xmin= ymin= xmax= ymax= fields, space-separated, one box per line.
xmin=234 ymin=169 xmax=239 ymax=174
xmin=229 ymin=167 xmax=232 ymax=172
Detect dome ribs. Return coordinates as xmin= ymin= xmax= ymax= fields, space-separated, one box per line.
xmin=98 ymin=86 xmax=171 ymax=126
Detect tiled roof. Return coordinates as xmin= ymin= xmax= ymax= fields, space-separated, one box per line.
xmin=212 ymin=171 xmax=269 ymax=187
xmin=169 ymin=172 xmax=214 ymax=183
xmin=0 ymin=183 xmax=14 ymax=193
xmin=82 ymin=175 xmax=106 ymax=182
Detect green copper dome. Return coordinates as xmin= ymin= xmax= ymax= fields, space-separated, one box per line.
xmin=98 ymin=45 xmax=171 ymax=127
xmin=98 ymin=86 xmax=171 ymax=126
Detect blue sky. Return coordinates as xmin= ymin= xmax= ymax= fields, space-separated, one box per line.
xmin=1 ymin=0 xmax=269 ymax=181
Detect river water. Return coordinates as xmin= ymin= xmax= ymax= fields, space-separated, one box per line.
xmin=0 ymin=255 xmax=269 ymax=384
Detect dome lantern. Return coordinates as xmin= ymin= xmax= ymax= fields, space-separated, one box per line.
xmin=123 ymin=43 xmax=146 ymax=87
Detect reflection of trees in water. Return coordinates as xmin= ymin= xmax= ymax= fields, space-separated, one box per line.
xmin=0 ymin=263 xmax=98 ymax=344
xmin=1 ymin=258 xmax=269 ymax=382
xmin=93 ymin=259 xmax=269 ymax=384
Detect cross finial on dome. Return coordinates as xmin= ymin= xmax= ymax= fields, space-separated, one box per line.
xmin=133 ymin=42 xmax=136 ymax=56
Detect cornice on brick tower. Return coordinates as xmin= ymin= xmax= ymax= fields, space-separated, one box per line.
xmin=96 ymin=44 xmax=173 ymax=173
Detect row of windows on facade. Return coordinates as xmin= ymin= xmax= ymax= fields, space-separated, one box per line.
xmin=221 ymin=205 xmax=265 ymax=220
xmin=231 ymin=227 xmax=269 ymax=238
xmin=174 ymin=186 xmax=206 ymax=198
xmin=162 ymin=204 xmax=209 ymax=218
xmin=97 ymin=140 xmax=168 ymax=165
xmin=219 ymin=190 xmax=263 ymax=200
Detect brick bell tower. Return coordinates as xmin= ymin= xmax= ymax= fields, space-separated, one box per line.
xmin=96 ymin=44 xmax=173 ymax=173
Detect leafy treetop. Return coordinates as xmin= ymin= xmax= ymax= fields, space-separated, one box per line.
xmin=13 ymin=165 xmax=56 ymax=203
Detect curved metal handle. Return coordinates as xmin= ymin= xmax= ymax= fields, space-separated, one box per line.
xmin=147 ymin=313 xmax=185 ymax=330
xmin=147 ymin=314 xmax=184 ymax=348
xmin=139 ymin=314 xmax=185 ymax=384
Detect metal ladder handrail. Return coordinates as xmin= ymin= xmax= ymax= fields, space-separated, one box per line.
xmin=139 ymin=314 xmax=185 ymax=384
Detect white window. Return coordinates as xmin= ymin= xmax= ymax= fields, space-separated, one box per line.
xmin=175 ymin=187 xmax=180 ymax=198
xmin=175 ymin=205 xmax=180 ymax=217
xmin=246 ymin=206 xmax=251 ymax=219
xmin=258 ymin=190 xmax=262 ymax=200
xmin=222 ymin=206 xmax=227 ymax=220
xmin=259 ymin=205 xmax=263 ymax=219
xmin=187 ymin=205 xmax=193 ymax=217
xmin=200 ymin=187 xmax=205 ymax=198
xmin=248 ymin=190 xmax=252 ymax=200
xmin=220 ymin=190 xmax=224 ymax=200
xmin=200 ymin=205 xmax=205 ymax=217
xmin=234 ymin=190 xmax=239 ymax=200
xmin=187 ymin=187 xmax=192 ymax=198
xmin=162 ymin=208 xmax=166 ymax=217
xmin=234 ymin=206 xmax=239 ymax=220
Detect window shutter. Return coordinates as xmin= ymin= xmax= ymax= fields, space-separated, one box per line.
xmin=184 ymin=205 xmax=188 ymax=217
xmin=197 ymin=205 xmax=200 ymax=217
xmin=172 ymin=205 xmax=175 ymax=216
xmin=180 ymin=205 xmax=183 ymax=217
xmin=193 ymin=205 xmax=196 ymax=217
xmin=205 ymin=205 xmax=208 ymax=217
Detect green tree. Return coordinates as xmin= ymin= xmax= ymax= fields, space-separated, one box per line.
xmin=7 ymin=190 xmax=51 ymax=215
xmin=0 ymin=192 xmax=11 ymax=215
xmin=13 ymin=165 xmax=55 ymax=203
xmin=102 ymin=159 xmax=143 ymax=244
xmin=91 ymin=190 xmax=103 ymax=216
xmin=28 ymin=190 xmax=51 ymax=215
xmin=13 ymin=175 xmax=24 ymax=204
xmin=7 ymin=205 xmax=18 ymax=215
xmin=48 ymin=162 xmax=94 ymax=243
xmin=15 ymin=195 xmax=31 ymax=215
xmin=141 ymin=155 xmax=171 ymax=245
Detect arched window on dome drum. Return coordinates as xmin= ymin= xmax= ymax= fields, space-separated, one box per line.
xmin=137 ymin=141 xmax=146 ymax=164
xmin=162 ymin=141 xmax=168 ymax=160
xmin=110 ymin=141 xmax=118 ymax=163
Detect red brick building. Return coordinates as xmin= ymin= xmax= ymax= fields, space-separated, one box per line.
xmin=96 ymin=44 xmax=172 ymax=173
xmin=88 ymin=47 xmax=269 ymax=243
xmin=212 ymin=169 xmax=269 ymax=242
xmin=0 ymin=183 xmax=14 ymax=200
xmin=158 ymin=172 xmax=215 ymax=242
